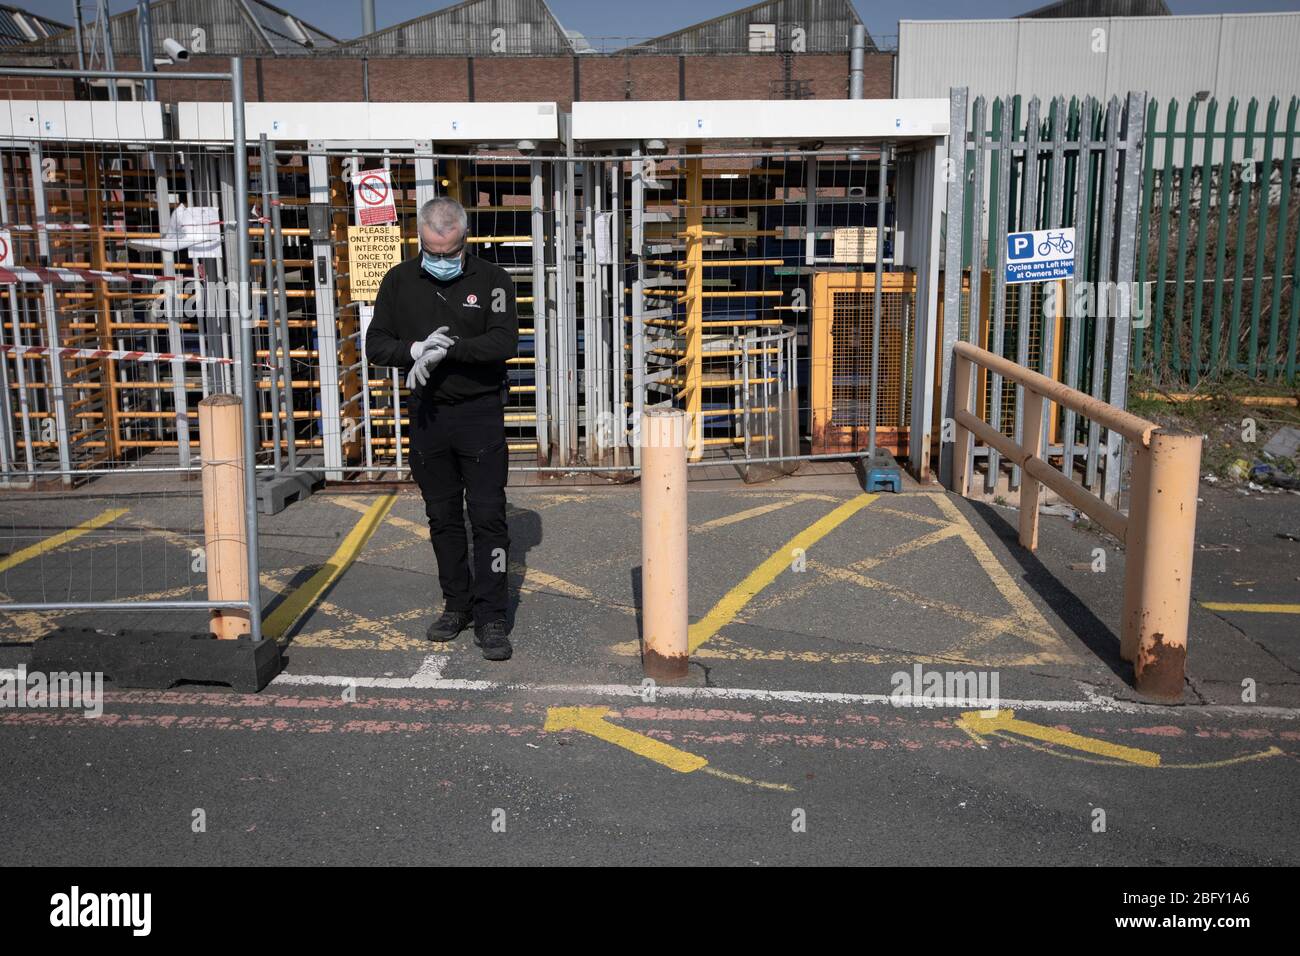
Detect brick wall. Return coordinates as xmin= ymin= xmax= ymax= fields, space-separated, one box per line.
xmin=577 ymin=55 xmax=681 ymax=101
xmin=0 ymin=56 xmax=80 ymax=100
xmin=0 ymin=51 xmax=895 ymax=105
xmin=474 ymin=56 xmax=574 ymax=106
xmin=368 ymin=58 xmax=468 ymax=101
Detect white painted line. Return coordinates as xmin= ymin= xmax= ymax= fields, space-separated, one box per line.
xmin=265 ymin=658 xmax=1300 ymax=720
xmin=6 ymin=659 xmax=1295 ymax=720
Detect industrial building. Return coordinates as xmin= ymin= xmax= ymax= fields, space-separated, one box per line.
xmin=1 ymin=0 xmax=893 ymax=105
xmin=0 ymin=4 xmax=69 ymax=48
xmin=897 ymin=9 xmax=1300 ymax=105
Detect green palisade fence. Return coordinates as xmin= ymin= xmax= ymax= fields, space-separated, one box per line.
xmin=1137 ymin=94 xmax=1300 ymax=385
xmin=955 ymin=92 xmax=1300 ymax=388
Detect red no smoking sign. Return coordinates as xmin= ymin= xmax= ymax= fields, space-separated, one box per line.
xmin=352 ymin=169 xmax=397 ymax=226
xmin=0 ymin=230 xmax=11 ymax=269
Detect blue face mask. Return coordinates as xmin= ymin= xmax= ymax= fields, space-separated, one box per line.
xmin=422 ymin=251 xmax=463 ymax=281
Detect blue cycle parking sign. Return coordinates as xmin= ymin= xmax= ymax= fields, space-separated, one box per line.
xmin=1005 ymin=228 xmax=1076 ymax=284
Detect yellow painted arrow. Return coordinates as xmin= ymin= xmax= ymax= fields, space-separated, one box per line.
xmin=544 ymin=706 xmax=708 ymax=773
xmin=958 ymin=709 xmax=1162 ymax=768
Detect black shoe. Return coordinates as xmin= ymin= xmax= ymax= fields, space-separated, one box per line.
xmin=426 ymin=608 xmax=473 ymax=642
xmin=474 ymin=620 xmax=513 ymax=661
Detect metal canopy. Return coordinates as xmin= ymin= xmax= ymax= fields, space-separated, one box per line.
xmin=571 ymin=99 xmax=950 ymax=143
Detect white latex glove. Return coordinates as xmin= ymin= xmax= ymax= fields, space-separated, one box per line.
xmin=409 ymin=326 xmax=454 ymax=360
xmin=405 ymin=346 xmax=447 ymax=390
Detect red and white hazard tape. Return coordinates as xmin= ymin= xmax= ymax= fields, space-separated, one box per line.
xmin=3 ymin=223 xmax=105 ymax=232
xmin=0 ymin=266 xmax=178 ymax=284
xmin=1 ymin=216 xmax=266 ymax=233
xmin=0 ymin=344 xmax=272 ymax=369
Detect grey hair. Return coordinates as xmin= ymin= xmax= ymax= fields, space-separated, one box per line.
xmin=418 ymin=197 xmax=468 ymax=239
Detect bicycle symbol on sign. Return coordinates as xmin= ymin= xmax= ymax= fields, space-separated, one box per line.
xmin=1038 ymin=232 xmax=1074 ymax=255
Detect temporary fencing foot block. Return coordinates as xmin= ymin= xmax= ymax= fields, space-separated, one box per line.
xmin=30 ymin=629 xmax=283 ymax=693
xmin=863 ymin=452 xmax=902 ymax=493
xmin=257 ymin=469 xmax=322 ymax=515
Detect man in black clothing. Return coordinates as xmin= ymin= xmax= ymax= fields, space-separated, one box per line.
xmin=365 ymin=197 xmax=518 ymax=660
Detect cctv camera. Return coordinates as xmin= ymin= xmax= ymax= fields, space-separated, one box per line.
xmin=162 ymin=38 xmax=190 ymax=62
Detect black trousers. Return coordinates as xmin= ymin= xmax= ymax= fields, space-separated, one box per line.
xmin=409 ymin=391 xmax=510 ymax=626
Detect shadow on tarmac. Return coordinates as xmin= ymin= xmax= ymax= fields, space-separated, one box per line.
xmin=966 ymin=499 xmax=1134 ymax=686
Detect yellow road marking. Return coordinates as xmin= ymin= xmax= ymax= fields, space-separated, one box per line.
xmin=0 ymin=507 xmax=128 ymax=574
xmin=1159 ymin=746 xmax=1285 ymax=770
xmin=1202 ymin=602 xmax=1300 ymax=614
xmin=544 ymin=706 xmax=708 ymax=773
xmin=870 ymin=504 xmax=952 ymax=528
xmin=691 ymin=493 xmax=826 ymax=533
xmin=958 ymin=709 xmax=1161 ymax=768
xmin=850 ymin=523 xmax=961 ymax=573
xmin=701 ymin=766 xmax=795 ymax=791
xmin=688 ymin=493 xmax=878 ymax=652
xmin=262 ymin=494 xmax=396 ymax=642
xmin=810 ymin=560 xmax=1064 ymax=654
xmin=512 ymin=564 xmax=595 ymax=600
xmin=677 ymin=492 xmax=1067 ymax=665
xmin=933 ymin=495 xmax=1065 ymax=652
xmin=55 ymin=511 xmax=199 ymax=557
xmin=945 ymin=615 xmax=1024 ymax=657
xmin=334 ymin=494 xmax=597 ymax=601
xmin=996 ymin=735 xmax=1284 ymax=770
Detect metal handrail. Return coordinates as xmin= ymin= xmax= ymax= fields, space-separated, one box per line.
xmin=950 ymin=341 xmax=1202 ymax=700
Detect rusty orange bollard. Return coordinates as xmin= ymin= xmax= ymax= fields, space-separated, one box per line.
xmin=1121 ymin=429 xmax=1202 ymax=700
xmin=640 ymin=407 xmax=689 ymax=679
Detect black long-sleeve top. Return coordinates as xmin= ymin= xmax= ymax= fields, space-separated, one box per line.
xmin=364 ymin=253 xmax=519 ymax=406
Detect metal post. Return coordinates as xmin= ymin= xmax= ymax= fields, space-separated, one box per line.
xmin=1041 ymin=96 xmax=1067 ymax=456
xmin=631 ymin=149 xmax=645 ymax=469
xmin=136 ymin=0 xmax=157 ymax=101
xmin=1011 ymin=97 xmax=1041 ymax=492
xmin=97 ymin=0 xmax=118 ymax=102
xmin=73 ymin=0 xmax=87 ymax=72
xmin=986 ymin=97 xmax=1012 ymax=492
xmin=231 ymin=57 xmax=263 ymax=643
xmin=564 ymin=119 xmax=579 ymax=461
xmin=849 ymin=24 xmax=865 ymax=100
xmin=308 ymin=141 xmax=343 ymax=479
xmin=257 ymin=138 xmax=283 ymax=474
xmin=581 ymin=160 xmax=596 ymax=460
xmin=940 ymin=88 xmax=968 ymax=490
xmin=684 ymin=146 xmax=703 ymax=460
xmin=1086 ymin=98 xmax=1120 ymax=493
xmin=805 ymin=155 xmax=818 ymax=267
xmin=867 ymin=147 xmax=887 ymax=460
xmin=152 ymin=151 xmax=191 ymax=467
xmin=28 ymin=143 xmax=72 ymax=482
xmin=530 ymin=157 xmax=550 ymax=463
xmin=610 ymin=160 xmax=625 ymax=466
xmin=966 ymin=97 xmax=987 ymax=488
xmin=1062 ymin=96 xmax=1095 ymax=482
xmin=1121 ymin=430 xmax=1202 ymax=699
xmin=264 ymin=134 xmax=297 ymax=472
xmin=1104 ymin=91 xmax=1146 ymax=506
xmin=641 ymin=407 xmax=688 ymax=679
xmin=552 ymin=150 xmax=570 ymax=466
xmin=0 ymin=153 xmax=23 ymax=477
